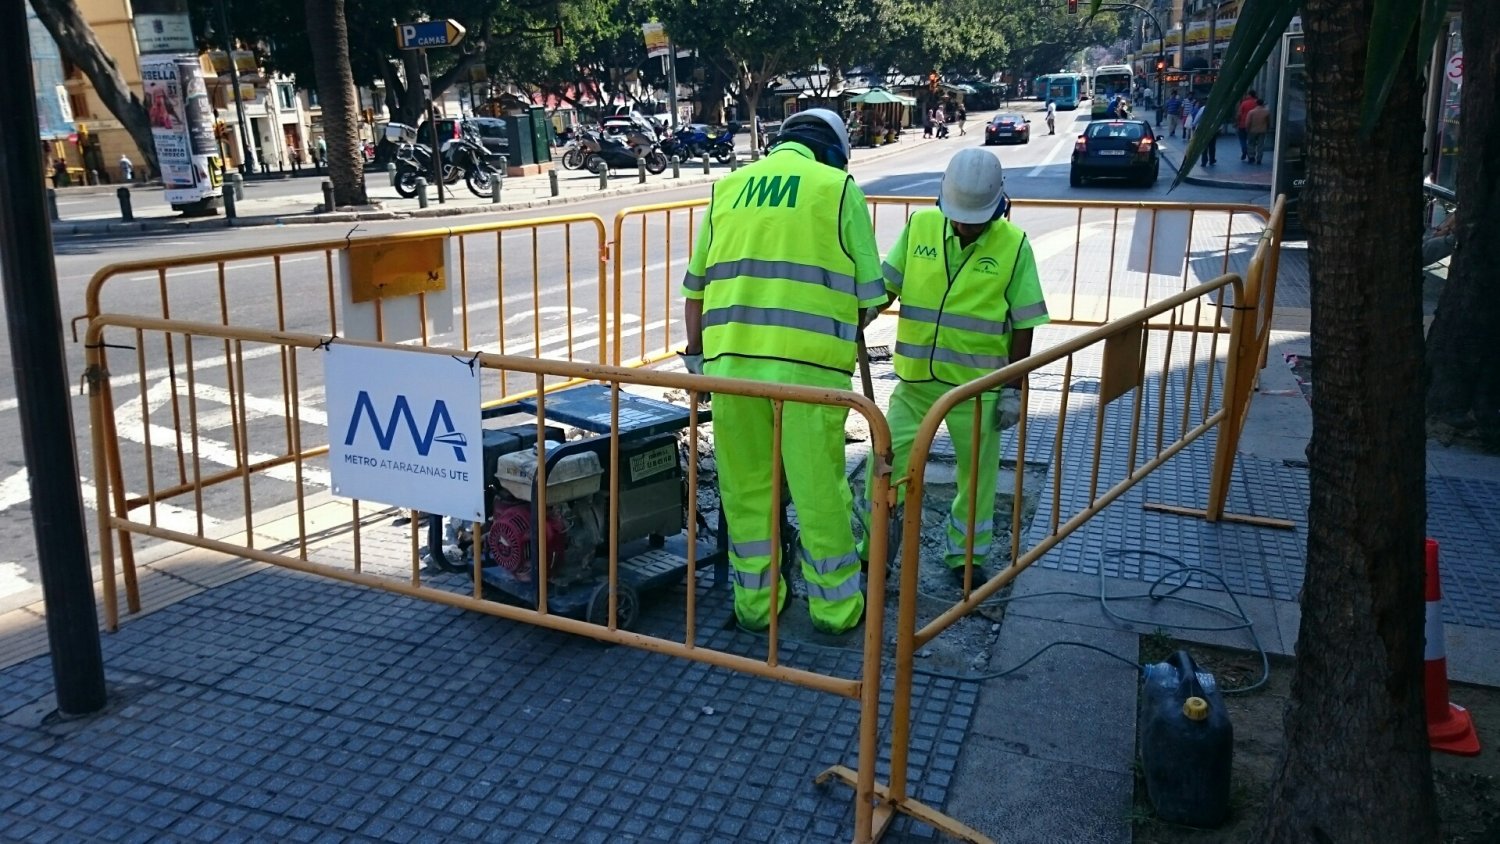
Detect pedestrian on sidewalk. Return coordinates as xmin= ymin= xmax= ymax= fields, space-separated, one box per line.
xmin=679 ymin=108 xmax=884 ymax=636
xmin=923 ymin=107 xmax=934 ymax=138
xmin=1195 ymin=100 xmax=1217 ymax=165
xmin=1236 ymin=89 xmax=1258 ymax=161
xmin=1165 ymin=90 xmax=1183 ymax=137
xmin=1246 ymin=97 xmax=1272 ymax=164
xmin=857 ymin=149 xmax=1049 ymax=583
xmin=118 ymin=153 xmax=134 ymax=183
xmin=1182 ymin=95 xmax=1198 ymax=142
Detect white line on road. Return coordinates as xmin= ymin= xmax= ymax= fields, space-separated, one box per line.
xmin=0 ymin=562 xmax=35 ymax=602
xmin=1027 ymin=133 xmax=1075 ymax=179
xmin=77 ymin=476 xmax=223 ymax=535
xmin=0 ymin=468 xmax=31 ymax=513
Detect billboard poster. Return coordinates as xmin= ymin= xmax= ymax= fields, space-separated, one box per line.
xmin=141 ymin=54 xmax=223 ymax=207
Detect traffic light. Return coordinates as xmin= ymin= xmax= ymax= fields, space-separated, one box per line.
xmin=1067 ymin=0 xmax=1078 ymax=14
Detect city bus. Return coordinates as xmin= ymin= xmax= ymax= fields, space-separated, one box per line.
xmin=1091 ymin=64 xmax=1135 ymax=117
xmin=1033 ymin=75 xmax=1049 ymax=100
xmin=1045 ymin=74 xmax=1082 ymax=109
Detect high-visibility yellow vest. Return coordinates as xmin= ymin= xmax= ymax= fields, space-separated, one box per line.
xmin=894 ymin=209 xmax=1028 ymax=386
xmin=699 ymin=148 xmax=863 ymax=374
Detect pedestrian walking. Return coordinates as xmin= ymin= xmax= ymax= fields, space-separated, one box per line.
xmin=1196 ymin=100 xmax=1217 ymax=165
xmin=1246 ymin=97 xmax=1272 ymax=164
xmin=118 ymin=153 xmax=134 ymax=183
xmin=1166 ymin=90 xmax=1182 ymax=137
xmin=923 ymin=107 xmax=934 ymax=138
xmin=1181 ymin=95 xmax=1196 ymax=142
xmin=679 ymin=108 xmax=885 ymax=636
xmin=316 ymin=136 xmax=328 ymax=167
xmin=1236 ymin=90 xmax=1258 ymax=161
xmin=857 ymin=149 xmax=1048 ymax=581
xmin=1045 ymin=98 xmax=1056 ymax=135
xmin=957 ymin=104 xmax=967 ymax=135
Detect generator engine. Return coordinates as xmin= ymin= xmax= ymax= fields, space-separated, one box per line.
xmin=488 ymin=434 xmax=686 ymax=587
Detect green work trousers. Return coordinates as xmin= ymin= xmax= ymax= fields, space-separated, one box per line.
xmin=861 ymin=380 xmax=999 ymax=569
xmin=711 ymin=391 xmax=864 ymax=634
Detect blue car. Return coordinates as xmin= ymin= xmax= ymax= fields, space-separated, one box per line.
xmin=1070 ymin=120 xmax=1160 ymax=187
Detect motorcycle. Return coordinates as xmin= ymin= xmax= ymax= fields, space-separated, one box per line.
xmin=392 ymin=142 xmax=461 ymax=199
xmin=581 ymin=129 xmax=668 ymax=175
xmin=443 ymin=128 xmax=507 ymax=198
xmin=708 ymin=123 xmax=739 ymax=164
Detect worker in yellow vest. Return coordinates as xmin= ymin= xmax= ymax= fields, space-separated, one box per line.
xmin=859 ymin=149 xmax=1049 ymax=583
xmin=680 ymin=109 xmax=887 ymax=635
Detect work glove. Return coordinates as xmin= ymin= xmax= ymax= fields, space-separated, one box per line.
xmin=995 ymin=387 xmax=1022 ymax=432
xmin=681 ymin=350 xmax=704 ymax=375
xmin=862 ymin=306 xmax=883 ymax=327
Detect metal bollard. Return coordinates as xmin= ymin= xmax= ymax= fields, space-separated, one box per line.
xmin=729 ymin=154 xmax=740 ymax=171
xmin=599 ymin=166 xmax=608 ymax=190
xmin=549 ymin=169 xmax=560 ymax=197
xmin=117 ymin=187 xmax=133 ymax=222
xmin=416 ymin=177 xmax=429 ymax=208
xmin=321 ymin=180 xmax=335 ymax=213
xmin=46 ymin=188 xmax=59 ymax=222
xmin=387 ymin=163 xmax=398 ymax=188
xmin=89 ymin=170 xmax=100 ymax=186
xmin=671 ymin=158 xmax=680 ymax=179
xmin=702 ymin=154 xmax=710 ymax=175
xmin=490 ymin=167 xmax=503 ymax=204
xmin=223 ymin=180 xmax=237 ymax=222
xmin=637 ymin=158 xmax=647 ymax=184
xmin=230 ymin=172 xmax=244 ymax=201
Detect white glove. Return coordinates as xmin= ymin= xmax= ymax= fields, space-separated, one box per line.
xmin=995 ymin=387 xmax=1022 ymax=431
xmin=681 ymin=351 xmax=704 ymax=375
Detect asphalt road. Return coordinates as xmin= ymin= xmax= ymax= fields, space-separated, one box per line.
xmin=0 ymin=101 xmax=1267 ymax=611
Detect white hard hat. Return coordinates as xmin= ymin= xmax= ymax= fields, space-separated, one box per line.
xmin=939 ymin=149 xmax=1006 ymax=225
xmin=779 ymin=108 xmax=852 ymax=161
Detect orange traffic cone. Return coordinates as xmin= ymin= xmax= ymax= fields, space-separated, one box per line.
xmin=1425 ymin=538 xmax=1481 ymax=756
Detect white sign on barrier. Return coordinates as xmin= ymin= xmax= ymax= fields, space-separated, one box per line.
xmin=1127 ymin=209 xmax=1191 ymax=277
xmin=325 ymin=344 xmax=483 ymax=520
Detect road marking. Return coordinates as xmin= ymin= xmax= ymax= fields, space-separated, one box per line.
xmin=0 ymin=468 xmax=31 ymax=513
xmin=115 ymin=419 xmax=331 ymax=488
xmin=77 ymin=476 xmax=223 ymax=534
xmin=1027 ymin=133 xmax=1075 ymax=179
xmin=0 ymin=562 xmax=35 ymax=601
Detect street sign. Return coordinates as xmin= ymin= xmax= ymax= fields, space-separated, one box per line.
xmin=396 ymin=19 xmax=466 ymax=50
xmin=642 ymin=22 xmax=669 ymax=58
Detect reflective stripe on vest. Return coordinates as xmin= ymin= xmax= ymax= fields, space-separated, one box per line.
xmin=699 ymin=149 xmax=862 ymax=374
xmin=894 ymin=209 xmax=1027 ymax=386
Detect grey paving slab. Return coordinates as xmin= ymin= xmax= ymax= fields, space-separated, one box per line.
xmin=1427 ymin=476 xmax=1500 ymax=629
xmin=0 ymin=564 xmax=978 ymax=842
xmin=942 ymin=738 xmax=1133 ymax=844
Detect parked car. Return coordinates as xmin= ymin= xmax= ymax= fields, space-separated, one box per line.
xmin=433 ymin=117 xmax=511 ymax=158
xmin=984 ymin=113 xmax=1031 ymax=145
xmin=1070 ymin=119 xmax=1159 ymax=187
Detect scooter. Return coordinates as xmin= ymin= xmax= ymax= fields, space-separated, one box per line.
xmin=582 ymin=130 xmax=668 ymax=175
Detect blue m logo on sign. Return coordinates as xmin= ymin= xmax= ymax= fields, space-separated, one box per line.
xmin=343 ymin=391 xmax=468 ymax=461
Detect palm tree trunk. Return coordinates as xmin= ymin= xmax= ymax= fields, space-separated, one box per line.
xmin=303 ymin=0 xmax=367 ymax=207
xmin=1426 ymin=0 xmax=1500 ymax=446
xmin=1258 ymin=0 xmax=1437 ymax=838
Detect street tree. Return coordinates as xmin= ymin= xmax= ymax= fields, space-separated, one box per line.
xmin=27 ymin=0 xmax=158 ymax=175
xmin=1426 ymin=0 xmax=1498 ymax=448
xmin=1170 ymin=0 xmax=1450 ymax=836
xmin=653 ymin=0 xmax=843 ymax=149
xmin=303 ymin=0 xmax=366 ymax=206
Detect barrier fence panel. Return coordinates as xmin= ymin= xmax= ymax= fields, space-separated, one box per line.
xmin=85 ymin=314 xmax=898 ymax=843
xmin=611 ymin=199 xmax=710 ymax=369
xmin=865 ymin=199 xmax=1287 ymax=839
xmin=865 ymin=197 xmax=1271 ymax=329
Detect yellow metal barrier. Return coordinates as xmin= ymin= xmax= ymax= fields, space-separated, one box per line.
xmin=610 ymin=198 xmax=710 ymax=368
xmin=849 ymin=198 xmax=1288 ymax=841
xmin=84 ymin=314 xmax=897 ymax=843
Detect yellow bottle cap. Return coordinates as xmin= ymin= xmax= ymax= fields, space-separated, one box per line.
xmin=1183 ymin=696 xmax=1210 ymax=721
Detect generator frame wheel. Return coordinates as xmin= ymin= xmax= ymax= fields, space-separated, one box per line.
xmin=587 ymin=581 xmax=640 ymax=630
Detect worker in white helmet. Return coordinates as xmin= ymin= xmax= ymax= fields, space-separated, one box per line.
xmin=858 ymin=148 xmax=1050 ymax=585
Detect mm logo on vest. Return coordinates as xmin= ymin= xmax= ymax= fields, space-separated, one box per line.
xmin=912 ymin=244 xmax=940 ymax=260
xmin=974 ymin=256 xmax=1001 ymax=274
xmin=731 ymin=175 xmax=801 ymax=208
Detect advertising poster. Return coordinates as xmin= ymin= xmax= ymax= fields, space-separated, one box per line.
xmin=141 ymin=55 xmax=223 ymax=207
xmin=325 ymin=345 xmax=483 ymax=521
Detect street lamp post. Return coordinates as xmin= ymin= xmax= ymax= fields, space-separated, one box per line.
xmin=216 ymin=0 xmax=257 ymax=173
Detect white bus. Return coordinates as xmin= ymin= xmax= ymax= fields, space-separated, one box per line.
xmin=1091 ymin=64 xmax=1135 ymax=118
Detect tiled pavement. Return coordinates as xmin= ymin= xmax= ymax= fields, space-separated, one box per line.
xmin=5 ymin=221 xmax=1499 ymax=842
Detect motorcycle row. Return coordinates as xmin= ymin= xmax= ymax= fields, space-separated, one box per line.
xmin=383 ymin=122 xmax=504 ymax=199
xmin=558 ymin=116 xmax=740 ymax=175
